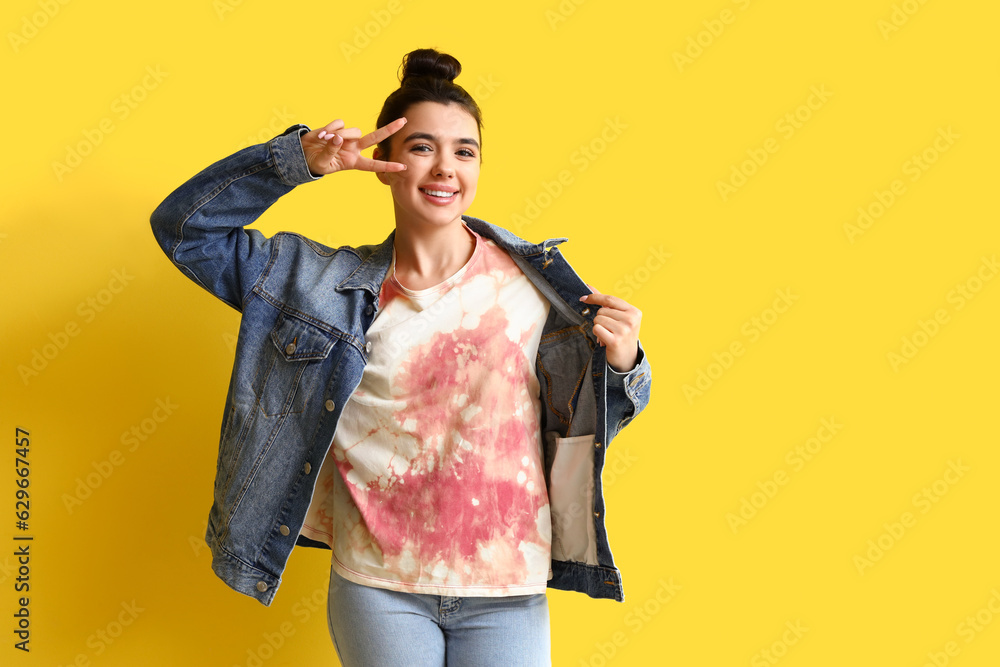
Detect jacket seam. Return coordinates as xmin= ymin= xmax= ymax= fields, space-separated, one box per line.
xmin=214 ymin=539 xmax=275 ymax=581
xmin=170 ymin=161 xmax=274 ymax=311
xmin=246 ymin=231 xmax=283 ymax=309
xmin=226 ymin=410 xmax=293 ymax=530
xmin=253 ymin=289 xmax=366 ymax=354
xmin=537 ymin=357 xmax=570 ymax=427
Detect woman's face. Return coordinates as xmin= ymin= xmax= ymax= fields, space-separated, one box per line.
xmin=376 ymin=101 xmax=481 ymax=232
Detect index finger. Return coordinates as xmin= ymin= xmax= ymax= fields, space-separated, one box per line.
xmin=353 ymin=154 xmax=408 ymax=173
xmin=358 ymin=117 xmax=408 ymax=150
xmin=580 ymin=290 xmax=629 ymax=311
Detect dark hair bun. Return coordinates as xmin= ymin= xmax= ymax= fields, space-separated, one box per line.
xmin=400 ymin=48 xmax=461 ymax=85
xmin=376 ymin=47 xmax=482 ymax=160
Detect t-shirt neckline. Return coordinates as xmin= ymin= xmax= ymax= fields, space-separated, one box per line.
xmin=389 ymin=223 xmax=482 ymax=298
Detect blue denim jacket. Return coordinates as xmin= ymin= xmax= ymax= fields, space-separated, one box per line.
xmin=150 ymin=124 xmax=651 ymax=606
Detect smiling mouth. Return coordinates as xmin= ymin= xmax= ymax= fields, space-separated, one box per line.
xmin=419 ymin=188 xmax=458 ymax=199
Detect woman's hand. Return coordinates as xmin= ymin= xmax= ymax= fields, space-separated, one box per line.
xmin=580 ymin=287 xmax=642 ymax=373
xmin=301 ymin=118 xmax=409 ymax=176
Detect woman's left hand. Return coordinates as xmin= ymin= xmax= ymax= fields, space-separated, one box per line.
xmin=580 ymin=288 xmax=642 ymax=373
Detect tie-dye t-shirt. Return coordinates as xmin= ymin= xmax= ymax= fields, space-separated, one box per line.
xmin=300 ymin=225 xmax=553 ymax=596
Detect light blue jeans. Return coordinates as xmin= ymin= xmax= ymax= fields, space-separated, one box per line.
xmin=326 ymin=566 xmax=551 ymax=666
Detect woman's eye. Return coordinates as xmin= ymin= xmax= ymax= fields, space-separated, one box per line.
xmin=411 ymin=144 xmax=431 ymax=152
xmin=458 ymin=149 xmax=476 ymax=158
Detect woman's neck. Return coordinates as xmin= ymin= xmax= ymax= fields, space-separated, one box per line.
xmin=392 ymin=219 xmax=476 ymax=291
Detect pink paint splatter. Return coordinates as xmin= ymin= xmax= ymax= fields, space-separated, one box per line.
xmin=334 ymin=303 xmax=548 ymax=580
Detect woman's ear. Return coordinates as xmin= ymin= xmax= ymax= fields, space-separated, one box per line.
xmin=373 ymin=147 xmax=391 ymax=185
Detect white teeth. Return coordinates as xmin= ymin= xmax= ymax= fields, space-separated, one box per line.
xmin=422 ymin=189 xmax=456 ymax=198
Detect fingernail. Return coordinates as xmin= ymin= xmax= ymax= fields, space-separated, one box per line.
xmin=318 ymin=131 xmax=326 ymax=139
xmin=579 ymin=295 xmax=588 ymax=301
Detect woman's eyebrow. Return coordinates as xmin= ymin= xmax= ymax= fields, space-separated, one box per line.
xmin=402 ymin=132 xmax=480 ymax=150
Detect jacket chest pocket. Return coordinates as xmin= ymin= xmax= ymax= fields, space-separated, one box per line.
xmin=252 ymin=313 xmax=338 ymax=417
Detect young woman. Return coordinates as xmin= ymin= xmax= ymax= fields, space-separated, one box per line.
xmin=151 ymin=48 xmax=651 ymax=666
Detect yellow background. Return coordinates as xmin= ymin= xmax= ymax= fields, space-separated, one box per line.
xmin=3 ymin=0 xmax=998 ymax=665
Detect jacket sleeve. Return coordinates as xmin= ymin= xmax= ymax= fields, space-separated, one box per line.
xmin=605 ymin=341 xmax=651 ymax=441
xmin=149 ymin=124 xmax=320 ymax=311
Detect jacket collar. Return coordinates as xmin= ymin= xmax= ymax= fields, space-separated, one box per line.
xmin=335 ymin=230 xmax=395 ymax=294
xmin=335 ymin=215 xmax=568 ymax=295
xmin=463 ymin=215 xmax=568 ymax=257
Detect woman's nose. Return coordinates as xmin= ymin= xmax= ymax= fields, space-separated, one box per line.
xmin=433 ymin=156 xmax=455 ymax=177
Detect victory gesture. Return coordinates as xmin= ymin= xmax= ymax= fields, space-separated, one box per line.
xmin=301 ymin=117 xmax=408 ymax=176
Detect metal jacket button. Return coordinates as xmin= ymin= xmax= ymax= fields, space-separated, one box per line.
xmin=325 ymin=399 xmax=335 ymax=412
xmin=256 ymin=581 xmax=268 ymax=592
xmin=303 ymin=461 xmax=312 ymax=474
xmin=279 ymin=525 xmax=290 ymax=536
xmin=285 ymin=342 xmax=296 ymax=355
xmin=365 ymin=341 xmax=372 ymax=353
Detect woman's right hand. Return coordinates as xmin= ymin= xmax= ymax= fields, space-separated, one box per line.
xmin=300 ymin=118 xmax=408 ymax=176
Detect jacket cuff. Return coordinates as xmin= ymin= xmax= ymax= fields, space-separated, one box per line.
xmin=270 ymin=124 xmax=321 ymax=186
xmin=606 ymin=342 xmax=647 ymax=387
